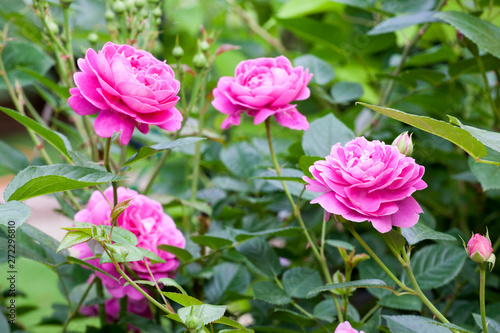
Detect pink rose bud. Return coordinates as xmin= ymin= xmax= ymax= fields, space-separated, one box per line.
xmin=334 ymin=321 xmax=365 ymax=333
xmin=467 ymin=233 xmax=494 ymax=264
xmin=392 ymin=131 xmax=413 ymax=157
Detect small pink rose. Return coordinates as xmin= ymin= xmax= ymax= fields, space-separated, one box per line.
xmin=467 ymin=233 xmax=494 ymax=263
xmin=212 ymin=55 xmax=312 ymax=130
xmin=303 ymin=137 xmax=427 ymax=233
xmin=335 ymin=321 xmax=365 ymax=333
xmin=69 ymin=42 xmax=182 ymax=145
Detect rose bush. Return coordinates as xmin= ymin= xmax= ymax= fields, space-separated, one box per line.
xmin=304 ymin=137 xmax=427 ymax=233
xmin=211 ymin=55 xmax=312 ymax=130
xmin=68 ymin=42 xmax=182 ymax=145
xmin=75 ymin=186 xmax=185 ymax=300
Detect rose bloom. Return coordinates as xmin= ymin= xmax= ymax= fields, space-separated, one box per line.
xmin=75 ymin=187 xmax=185 ymax=300
xmin=212 ymin=56 xmax=312 ymax=130
xmin=335 ymin=321 xmax=365 ymax=333
xmin=303 ymin=137 xmax=427 ymax=233
xmin=69 ymin=42 xmax=182 ymax=145
xmin=467 ymin=233 xmax=494 ymax=263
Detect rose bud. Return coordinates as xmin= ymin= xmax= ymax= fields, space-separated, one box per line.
xmin=392 ymin=131 xmax=414 ymax=157
xmin=467 ymin=233 xmax=495 ymax=266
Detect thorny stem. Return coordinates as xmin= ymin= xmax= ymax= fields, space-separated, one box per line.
xmin=265 ymin=118 xmax=343 ymax=322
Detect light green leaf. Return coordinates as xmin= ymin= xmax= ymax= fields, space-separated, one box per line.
xmin=4 ymin=164 xmax=125 ymax=202
xmin=403 ymin=244 xmax=466 ymax=290
xmin=383 ymin=315 xmax=450 ymax=333
xmin=56 ymin=231 xmax=92 ymax=253
xmin=378 ymin=294 xmax=422 ymax=311
xmin=294 ymin=54 xmax=335 ymax=85
xmin=0 ymin=201 xmax=30 ymax=228
xmin=277 ymin=0 xmax=338 ymax=19
xmin=302 ymin=113 xmax=355 ymax=157
xmin=469 ymin=149 xmax=500 ymax=191
xmin=253 ymin=281 xmax=292 ymax=305
xmin=0 ymin=107 xmax=73 ymax=161
xmin=324 ymin=239 xmax=354 ymax=251
xmin=472 ymin=313 xmax=500 ymax=333
xmin=362 ymin=308 xmax=381 ymax=333
xmin=19 ymin=67 xmax=70 ymax=99
xmin=368 ymin=11 xmax=441 ymax=35
xmin=313 ymin=299 xmax=337 ymax=323
xmin=220 ymin=142 xmax=262 ymax=179
xmin=0 ymin=140 xmax=29 ymax=174
xmin=401 ymin=221 xmax=457 ymax=245
xmin=357 ymin=103 xmax=487 ymax=159
xmin=307 ymin=279 xmax=391 ymax=298
xmin=190 ymin=235 xmax=233 ymax=250
xmin=214 ymin=316 xmax=250 ymax=331
xmin=435 ymin=11 xmax=500 ymax=59
xmin=237 ymin=238 xmax=281 ymax=278
xmin=125 ymin=137 xmax=205 ymax=166
xmin=330 ymin=82 xmax=364 ymax=104
xmin=157 ymin=278 xmax=188 ymax=295
xmin=178 ymin=304 xmax=227 ymax=327
xmin=282 ymin=267 xmax=323 ymax=299
xmin=381 ymin=229 xmax=406 ymax=255
xmin=448 ymin=116 xmax=500 ymax=154
xmin=162 ymin=292 xmax=203 ymax=306
xmin=104 ymin=226 xmax=138 ymax=246
xmin=158 ymin=244 xmax=193 ymax=263
xmin=298 ymin=155 xmax=323 ymax=179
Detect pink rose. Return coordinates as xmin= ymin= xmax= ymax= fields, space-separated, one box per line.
xmin=212 ymin=55 xmax=312 ymax=130
xmin=303 ymin=137 xmax=427 ymax=233
xmin=391 ymin=131 xmax=413 ymax=157
xmin=69 ymin=42 xmax=182 ymax=145
xmin=335 ymin=321 xmax=365 ymax=333
xmin=75 ymin=187 xmax=185 ymax=300
xmin=467 ymin=233 xmax=494 ymax=263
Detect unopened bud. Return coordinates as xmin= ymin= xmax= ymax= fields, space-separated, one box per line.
xmin=87 ymin=32 xmax=98 ymax=44
xmin=134 ymin=0 xmax=146 ymax=9
xmin=392 ymin=131 xmax=413 ymax=157
xmin=467 ymin=233 xmax=495 ymax=268
xmin=200 ymin=40 xmax=210 ymax=52
xmin=152 ymin=7 xmax=162 ymax=17
xmin=59 ymin=0 xmax=73 ymax=9
xmin=105 ymin=10 xmax=115 ymax=21
xmin=113 ymin=1 xmax=126 ymax=14
xmin=192 ymin=52 xmax=207 ymax=70
xmin=46 ymin=19 xmax=59 ymax=35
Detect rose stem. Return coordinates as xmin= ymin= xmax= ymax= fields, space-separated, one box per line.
xmin=62 ymin=276 xmax=97 ymax=333
xmin=190 ymin=75 xmax=206 ymax=204
xmin=264 ymin=118 xmax=343 ymax=322
xmin=480 ymin=262 xmax=488 ymax=333
xmin=95 ymin=278 xmax=108 ymax=326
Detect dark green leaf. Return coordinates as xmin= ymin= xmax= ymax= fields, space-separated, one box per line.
xmin=302 ymin=113 xmax=355 ymax=157
xmin=294 ymin=54 xmax=335 ymax=85
xmin=205 ymin=263 xmax=250 ymax=303
xmin=357 ymin=103 xmax=487 ymax=159
xmin=4 ymin=164 xmax=124 ymax=202
xmin=276 ymin=0 xmax=338 ymax=19
xmin=158 ymin=244 xmax=193 ymax=263
xmin=378 ymin=294 xmax=422 ymax=311
xmin=299 ymin=155 xmax=323 ymax=179
xmin=272 ymin=309 xmax=316 ymax=327
xmin=401 ymin=221 xmax=457 ymax=245
xmin=362 ymin=308 xmax=381 ymax=333
xmin=472 ymin=313 xmax=500 ymax=333
xmin=324 ymin=239 xmax=354 ymax=251
xmin=313 ymin=299 xmax=337 ymax=323
xmin=368 ymin=11 xmax=441 ymax=35
xmin=125 ymin=137 xmax=205 ymax=166
xmin=0 ymin=201 xmax=30 ymax=228
xmin=431 ymin=322 xmax=477 ymax=333
xmin=469 ymin=149 xmax=500 ymax=191
xmin=19 ymin=67 xmax=70 ymax=99
xmin=403 ymin=244 xmax=466 ymax=290
xmin=330 ymin=82 xmax=364 ymax=104
xmin=282 ymin=267 xmax=323 ymax=299
xmin=220 ymin=142 xmax=262 ymax=179
xmin=0 ymin=140 xmax=29 ymax=174
xmin=0 ymin=107 xmax=73 ymax=161
xmin=383 ymin=315 xmax=450 ymax=333
xmin=157 ymin=278 xmax=188 ymax=295
xmin=449 ymin=54 xmax=500 ymax=77
xmin=307 ymin=279 xmax=391 ymax=298
xmin=237 ymin=238 xmax=281 ymax=277
xmin=253 ymin=281 xmax=292 ymax=305
xmin=435 ymin=11 xmax=500 ymax=59
xmin=381 ymin=230 xmax=406 ymax=255
xmin=399 ymin=69 xmax=446 ymax=87
xmin=233 ymin=227 xmax=303 ymax=242
xmin=57 ymin=231 xmax=92 ymax=252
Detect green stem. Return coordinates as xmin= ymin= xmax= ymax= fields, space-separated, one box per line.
xmin=62 ymin=276 xmax=97 ymax=332
xmin=265 ymin=118 xmax=343 ymax=322
xmin=62 ymin=5 xmax=76 ymax=76
xmin=95 ymin=278 xmax=108 ymax=327
xmin=190 ymin=76 xmax=206 ymax=203
xmin=401 ymin=247 xmax=450 ymax=324
xmin=475 ymin=52 xmax=500 ymax=122
xmin=360 ymin=303 xmax=381 ymax=323
xmin=143 ymin=258 xmax=172 ymax=310
xmin=104 ymin=138 xmax=118 ymax=241
xmin=480 ymin=263 xmax=488 ymax=333
xmin=344 ymin=222 xmax=411 ymax=292
xmin=83 ymin=116 xmax=99 ymax=162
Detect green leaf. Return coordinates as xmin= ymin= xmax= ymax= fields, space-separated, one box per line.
xmin=472 ymin=314 xmax=500 ymax=333
xmin=19 ymin=67 xmax=70 ymax=99
xmin=434 ymin=11 xmax=500 ymax=59
xmin=0 ymin=40 xmax=54 ymax=89
xmin=4 ymin=164 xmax=124 ymax=202
xmin=431 ymin=323 xmax=477 ymax=333
xmin=378 ymin=294 xmax=422 ymax=311
xmin=403 ymin=244 xmax=466 ymax=290
xmin=110 ymin=198 xmax=133 ymax=223
xmin=125 ymin=137 xmax=205 ymax=166
xmin=307 ymin=279 xmax=391 ymax=298
xmin=448 ymin=116 xmax=500 ymax=154
xmin=178 ymin=304 xmax=227 ymax=326
xmin=299 ymin=155 xmax=323 ymax=179
xmin=0 ymin=140 xmax=29 ymax=174
xmin=0 ymin=107 xmax=74 ymax=161
xmin=253 ymin=281 xmax=292 ymax=305
xmin=357 ymin=103 xmax=487 ymax=159
xmin=272 ymin=309 xmax=316 ymax=327
xmin=138 ymin=247 xmax=166 ymax=264
xmin=401 ymin=221 xmax=457 ymax=245
xmin=330 ymin=82 xmax=364 ymax=104
xmin=237 ymin=238 xmax=282 ymax=278
xmin=0 ymin=312 xmax=10 ymax=333
xmin=233 ymin=227 xmax=303 ymax=242
xmin=381 ymin=229 xmax=406 ymax=255
xmin=157 ymin=277 xmax=188 ymax=295
xmin=469 ymin=149 xmax=500 ymax=191
xmin=282 ymin=267 xmax=323 ymax=299
xmin=368 ymin=11 xmax=441 ymax=35
xmin=162 ymin=292 xmax=203 ymax=306
xmin=302 ymin=113 xmax=355 ymax=157
xmin=313 ymin=299 xmax=337 ymax=323
xmin=328 ymin=0 xmax=376 ymax=11
xmin=205 ymin=263 xmax=250 ymax=303
xmin=362 ymin=308 xmax=381 ymax=333
xmin=0 ymin=201 xmax=30 ymax=228
xmin=104 ymin=226 xmax=138 ymax=246
xmin=56 ymin=231 xmax=92 ymax=252
xmin=214 ymin=316 xmax=250 ymax=331
xmin=383 ymin=315 xmax=450 ymax=333
xmin=253 ymin=176 xmax=306 ymax=184
xmin=449 ymin=54 xmax=500 ymax=77
xmin=399 ymin=69 xmax=446 ymax=87
xmin=358 ymin=260 xmax=395 ymax=299
xmin=158 ymin=244 xmax=193 ymax=263
xmin=324 ymin=239 xmax=354 ymax=251
xmin=294 ymin=54 xmax=335 ymax=85
xmin=66 ymin=256 xmax=119 ymax=282
xmin=276 ymin=0 xmax=338 ymax=19
xmin=220 ymin=142 xmax=262 ymax=179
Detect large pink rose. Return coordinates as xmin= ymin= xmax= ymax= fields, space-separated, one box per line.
xmin=75 ymin=186 xmax=185 ymax=300
xmin=212 ymin=55 xmax=312 ymax=130
xmin=335 ymin=321 xmax=365 ymax=333
xmin=69 ymin=42 xmax=182 ymax=145
xmin=303 ymin=137 xmax=427 ymax=233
